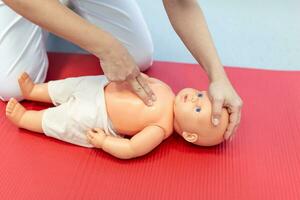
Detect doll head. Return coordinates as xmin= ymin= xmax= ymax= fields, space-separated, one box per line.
xmin=173 ymin=88 xmax=229 ymax=146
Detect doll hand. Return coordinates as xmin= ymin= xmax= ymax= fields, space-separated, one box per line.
xmin=86 ymin=128 xmax=107 ymax=148
xmin=208 ymin=77 xmax=243 ymax=141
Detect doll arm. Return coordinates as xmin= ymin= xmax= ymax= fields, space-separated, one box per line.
xmin=87 ymin=125 xmax=165 ymax=159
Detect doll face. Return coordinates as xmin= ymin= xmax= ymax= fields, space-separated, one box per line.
xmin=174 ymin=88 xmax=211 ymax=135
xmin=174 ymin=88 xmax=228 ymax=146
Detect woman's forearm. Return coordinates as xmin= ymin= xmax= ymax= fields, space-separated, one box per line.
xmin=3 ymin=0 xmax=113 ymax=58
xmin=163 ymin=0 xmax=227 ymax=81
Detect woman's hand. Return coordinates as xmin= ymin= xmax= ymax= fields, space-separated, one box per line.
xmin=99 ymin=38 xmax=156 ymax=106
xmin=208 ymin=77 xmax=243 ymax=141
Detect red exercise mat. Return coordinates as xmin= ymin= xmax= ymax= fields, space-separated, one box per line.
xmin=0 ymin=52 xmax=299 ymax=200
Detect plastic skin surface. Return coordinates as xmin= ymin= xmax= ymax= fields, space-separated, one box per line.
xmin=5 ymin=72 xmax=229 ymax=159
xmin=105 ymin=74 xmax=229 ymax=146
xmin=173 ymin=88 xmax=229 ymax=146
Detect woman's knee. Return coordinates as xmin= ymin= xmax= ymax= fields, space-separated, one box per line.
xmin=0 ymin=76 xmax=24 ymax=102
xmin=0 ymin=59 xmax=49 ymax=102
xmin=131 ymin=40 xmax=154 ymax=72
xmin=71 ymin=0 xmax=154 ymax=71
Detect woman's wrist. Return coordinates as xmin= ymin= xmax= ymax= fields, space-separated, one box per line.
xmin=92 ymin=31 xmax=123 ymax=59
xmin=207 ymin=64 xmax=229 ymax=82
xmin=80 ymin=25 xmax=115 ymax=58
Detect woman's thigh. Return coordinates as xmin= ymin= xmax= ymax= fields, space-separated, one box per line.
xmin=0 ymin=1 xmax=49 ymax=101
xmin=70 ymin=0 xmax=154 ymax=71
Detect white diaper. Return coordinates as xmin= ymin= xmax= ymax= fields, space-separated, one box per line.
xmin=41 ymin=75 xmax=119 ymax=148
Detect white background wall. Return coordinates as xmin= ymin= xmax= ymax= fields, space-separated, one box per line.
xmin=47 ymin=0 xmax=300 ymax=70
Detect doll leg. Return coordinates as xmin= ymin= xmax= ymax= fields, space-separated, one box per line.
xmin=18 ymin=72 xmax=52 ymax=103
xmin=6 ymin=98 xmax=44 ymax=133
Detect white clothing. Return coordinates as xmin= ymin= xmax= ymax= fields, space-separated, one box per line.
xmin=0 ymin=0 xmax=153 ymax=101
xmin=42 ymin=75 xmax=119 ymax=148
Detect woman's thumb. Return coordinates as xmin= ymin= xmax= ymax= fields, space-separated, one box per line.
xmin=211 ymin=98 xmax=223 ymax=126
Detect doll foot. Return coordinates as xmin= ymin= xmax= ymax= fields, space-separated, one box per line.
xmin=6 ymin=98 xmax=26 ymax=126
xmin=18 ymin=72 xmax=34 ymax=99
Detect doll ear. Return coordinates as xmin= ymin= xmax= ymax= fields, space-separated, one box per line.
xmin=182 ymin=132 xmax=198 ymax=143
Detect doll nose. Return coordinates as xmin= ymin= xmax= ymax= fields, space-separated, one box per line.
xmin=191 ymin=95 xmax=197 ymax=102
xmin=190 ymin=92 xmax=203 ymax=104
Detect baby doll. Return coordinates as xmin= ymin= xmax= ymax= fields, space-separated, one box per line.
xmin=6 ymin=72 xmax=229 ymax=159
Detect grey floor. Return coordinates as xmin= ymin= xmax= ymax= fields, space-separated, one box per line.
xmin=47 ymin=0 xmax=300 ymax=71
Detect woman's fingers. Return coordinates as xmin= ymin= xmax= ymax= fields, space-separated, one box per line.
xmin=224 ymin=102 xmax=242 ymax=140
xmin=127 ymin=75 xmax=156 ymax=106
xmin=211 ymin=98 xmax=224 ymax=126
xmin=136 ymin=74 xmax=156 ymax=101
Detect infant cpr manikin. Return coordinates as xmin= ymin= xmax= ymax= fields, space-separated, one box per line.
xmin=6 ymin=72 xmax=229 ymax=159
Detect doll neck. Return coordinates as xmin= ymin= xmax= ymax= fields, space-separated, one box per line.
xmin=173 ymin=117 xmax=182 ymax=135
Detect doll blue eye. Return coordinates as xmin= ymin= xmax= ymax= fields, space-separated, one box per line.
xmin=195 ymin=107 xmax=201 ymax=112
xmin=197 ymin=93 xmax=203 ymax=97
